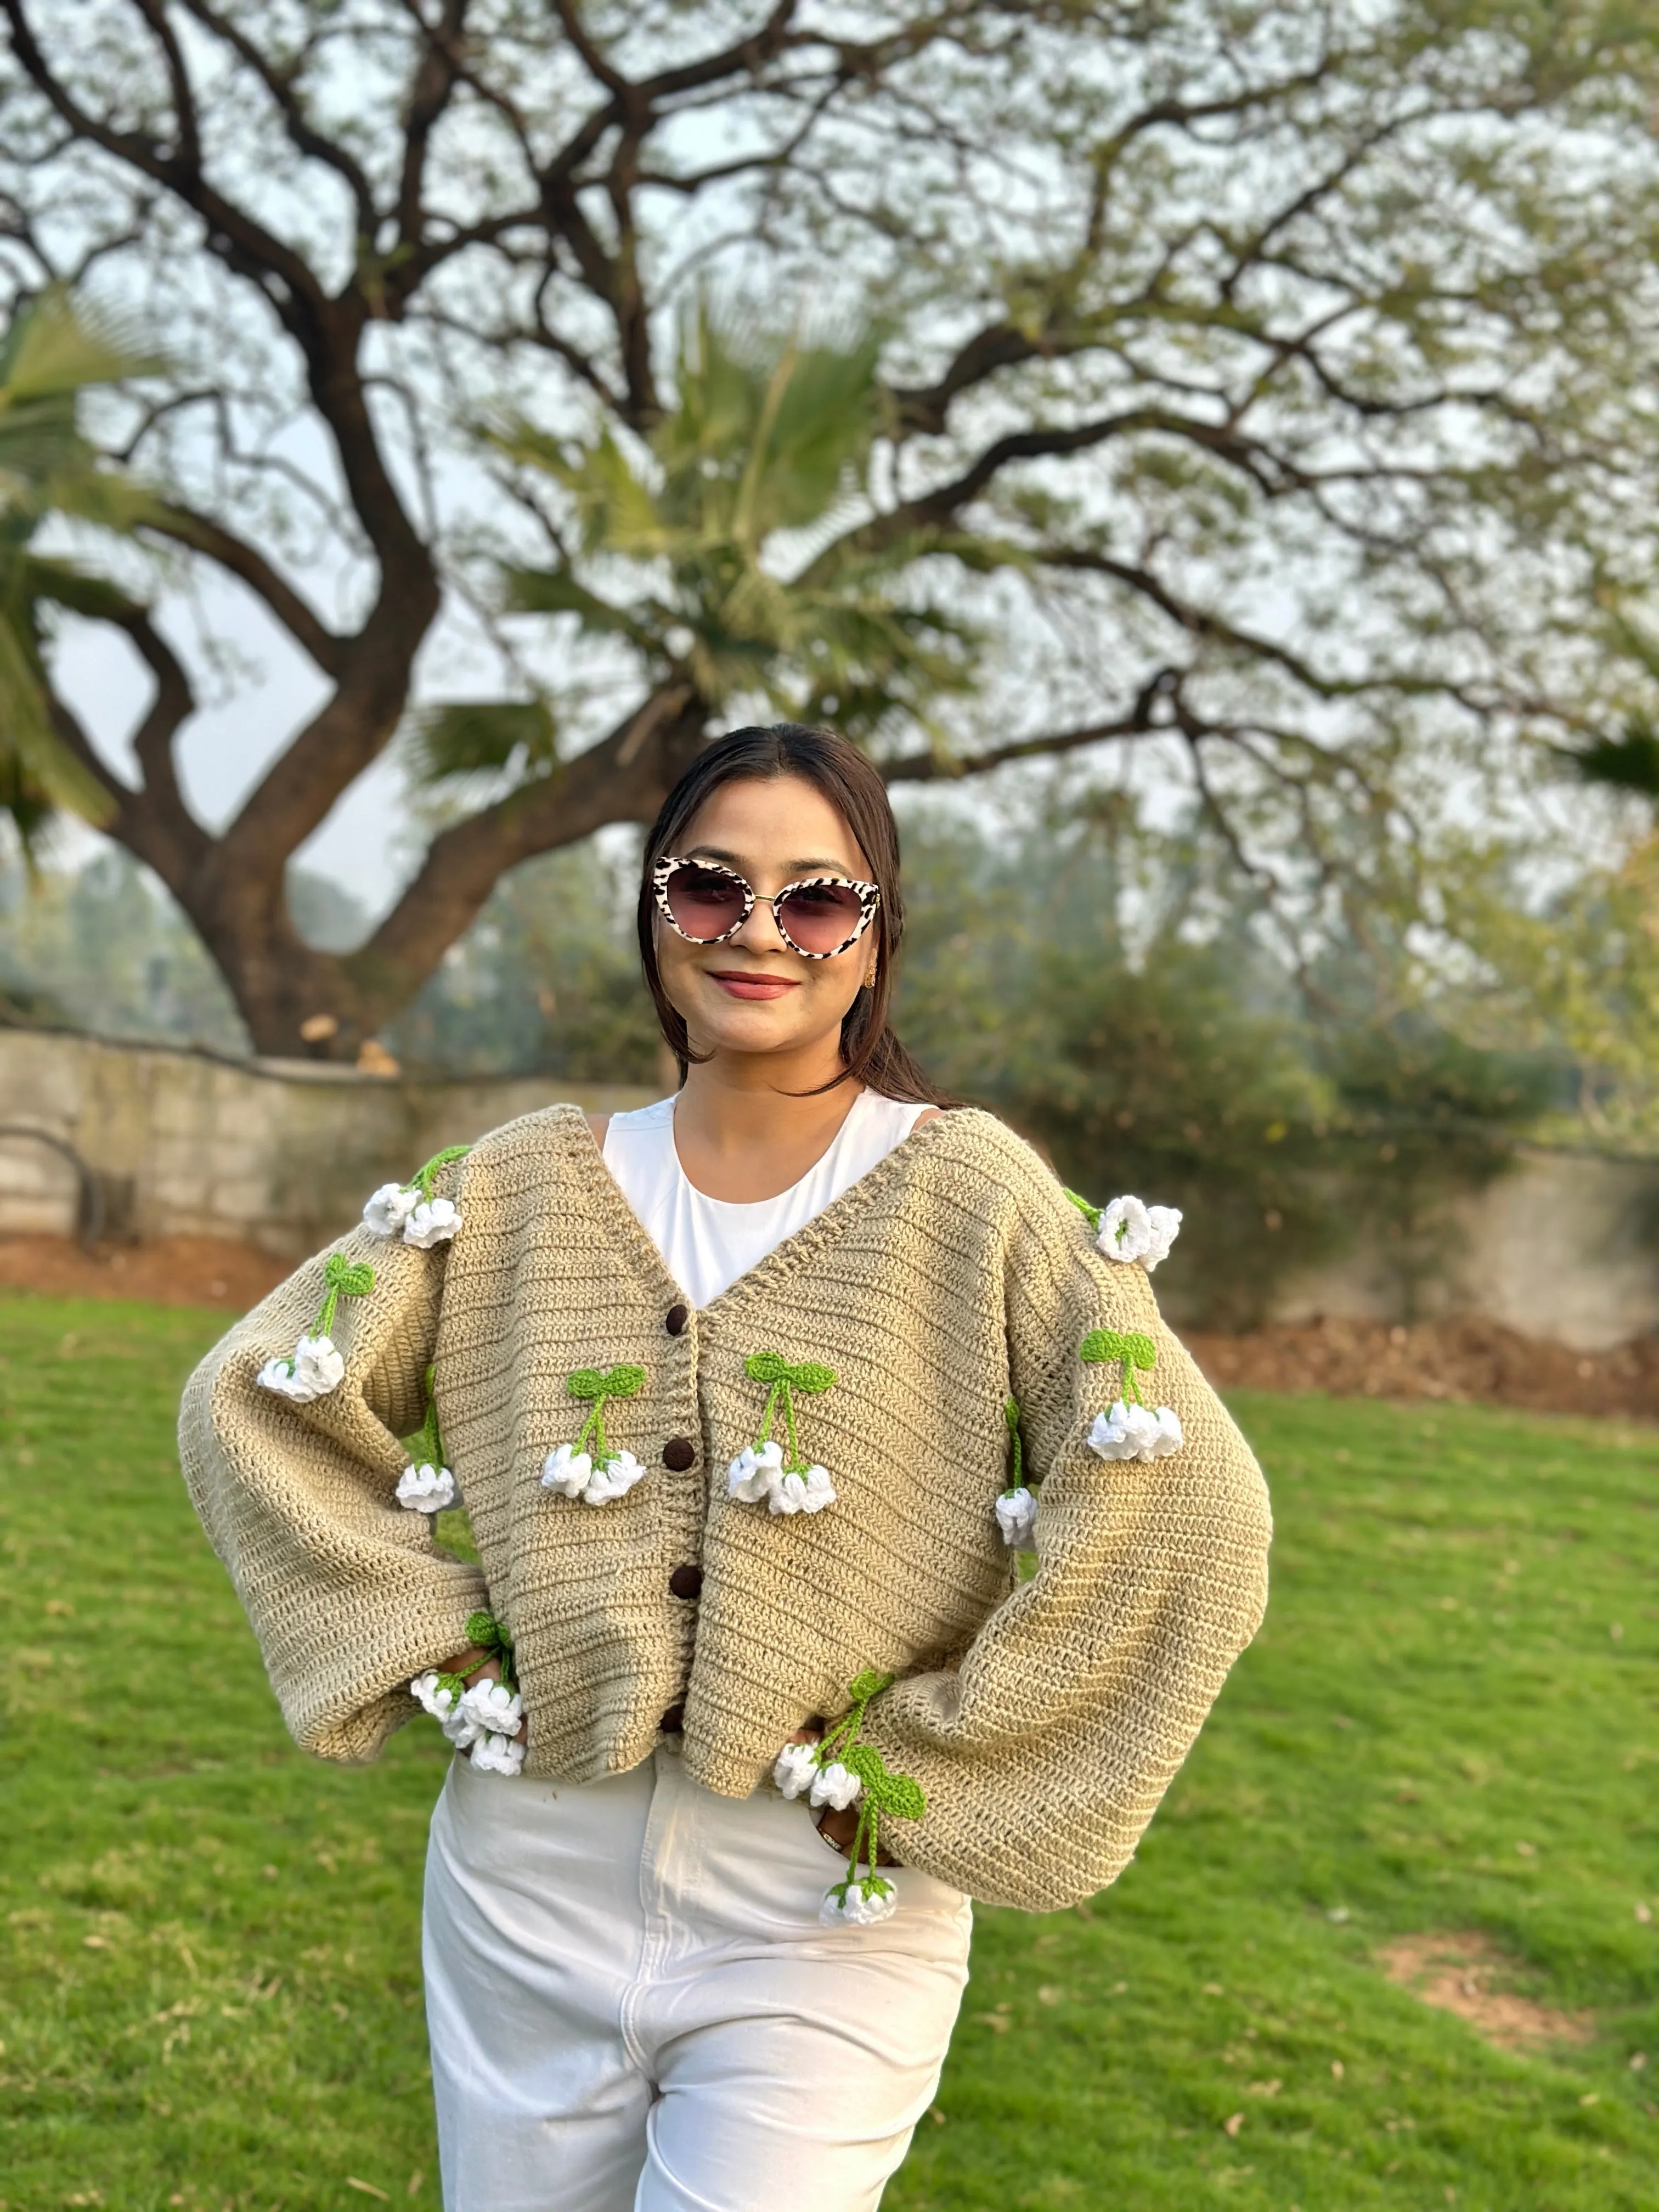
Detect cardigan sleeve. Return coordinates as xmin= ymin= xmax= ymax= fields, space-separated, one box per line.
xmin=858 ymin=1190 xmax=1272 ymax=1911
xmin=177 ymin=1210 xmax=488 ymax=1764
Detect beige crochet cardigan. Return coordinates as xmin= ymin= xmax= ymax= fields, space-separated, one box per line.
xmin=179 ymin=1103 xmax=1270 ymax=1912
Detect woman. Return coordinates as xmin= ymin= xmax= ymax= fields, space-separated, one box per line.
xmin=180 ymin=723 xmax=1271 ymax=2212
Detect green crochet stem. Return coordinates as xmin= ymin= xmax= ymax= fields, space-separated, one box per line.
xmin=464 ymin=1607 xmax=518 ymax=1696
xmin=314 ymin=1251 xmax=375 ymax=1339
xmin=832 ymin=1743 xmax=928 ymax=1897
xmin=813 ymin=1671 xmax=927 ymax=1908
xmin=744 ymin=1350 xmax=836 ymax=1475
xmin=411 ymin=1144 xmax=471 ymax=1201
xmin=815 ymin=1667 xmax=893 ymax=1766
xmin=1079 ymin=1325 xmax=1158 ymax=1408
xmin=1063 ymin=1186 xmax=1102 ymax=1234
xmin=567 ymin=1362 xmax=646 ymax=1464
xmin=408 ymin=1363 xmax=444 ymax=1471
xmin=1003 ymin=1395 xmax=1024 ymax=1492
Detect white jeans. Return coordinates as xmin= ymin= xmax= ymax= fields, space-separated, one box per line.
xmin=423 ymin=1742 xmax=974 ymax=2212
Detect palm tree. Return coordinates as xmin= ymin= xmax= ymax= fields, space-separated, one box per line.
xmin=414 ymin=307 xmax=989 ymax=787
xmin=0 ymin=290 xmax=154 ymax=853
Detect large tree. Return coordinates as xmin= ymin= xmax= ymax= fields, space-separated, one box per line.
xmin=3 ymin=1 xmax=1659 ymax=1057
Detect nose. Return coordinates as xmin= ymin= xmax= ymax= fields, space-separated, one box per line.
xmin=729 ymin=893 xmax=789 ymax=956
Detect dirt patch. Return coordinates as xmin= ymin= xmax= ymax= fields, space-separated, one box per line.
xmin=1377 ymin=1931 xmax=1593 ymax=2051
xmin=0 ymin=1233 xmax=287 ymax=1312
xmin=3 ymin=1234 xmax=1658 ymax=1430
xmin=1189 ymin=1312 xmax=1659 ymax=1425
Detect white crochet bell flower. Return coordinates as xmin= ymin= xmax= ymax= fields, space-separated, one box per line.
xmin=726 ymin=1439 xmax=785 ymax=1504
xmin=770 ymin=1464 xmax=837 ymax=1516
xmin=470 ymin=1731 xmax=526 ymax=1776
xmin=396 ymin=1462 xmax=456 ymax=1513
xmin=541 ymin=1443 xmax=594 ymax=1497
xmin=1088 ymin=1400 xmax=1183 ymax=1463
xmin=257 ymin=1332 xmax=345 ymax=1403
xmin=773 ymin=1741 xmax=821 ymax=1800
xmin=541 ymin=1443 xmax=643 ymax=1505
xmin=410 ymin=1670 xmax=461 ymax=1726
xmin=584 ymin=1450 xmax=646 ymax=1506
xmin=995 ymin=1485 xmax=1038 ymax=1550
xmin=403 ymin=1196 xmax=462 ymax=1249
xmin=821 ymin=1879 xmax=898 ymax=1928
xmin=459 ymin=1678 xmax=523 ymax=1741
xmin=363 ymin=1181 xmax=419 ymax=1238
xmin=809 ymin=1759 xmax=862 ymax=1812
xmin=1148 ymin=1406 xmax=1183 ymax=1457
xmin=1098 ymin=1195 xmax=1182 ymax=1271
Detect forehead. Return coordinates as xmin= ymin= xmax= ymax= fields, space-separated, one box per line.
xmin=679 ymin=773 xmax=870 ymax=876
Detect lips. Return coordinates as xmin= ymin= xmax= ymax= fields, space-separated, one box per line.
xmin=707 ymin=970 xmax=800 ymax=1001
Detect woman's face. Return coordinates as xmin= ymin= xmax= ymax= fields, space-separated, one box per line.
xmin=655 ymin=772 xmax=880 ymax=1069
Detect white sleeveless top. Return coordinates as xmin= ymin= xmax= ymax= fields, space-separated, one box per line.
xmin=603 ymin=1089 xmax=930 ymax=1310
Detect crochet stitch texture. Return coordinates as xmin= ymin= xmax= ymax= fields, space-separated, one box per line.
xmin=178 ymin=1105 xmax=1271 ymax=1912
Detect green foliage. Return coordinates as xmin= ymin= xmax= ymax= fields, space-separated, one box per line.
xmin=1425 ymin=832 xmax=1659 ymax=1145
xmin=0 ymin=847 xmax=245 ymax=1051
xmin=895 ymin=810 xmax=1562 ymax=1327
xmin=0 ymin=291 xmax=158 ymax=848
xmin=405 ymin=698 xmax=560 ymax=789
xmin=3 ymin=1301 xmax=1657 ymax=2205
xmin=1569 ymin=725 xmax=1659 ymax=799
xmin=383 ymin=840 xmax=661 ymax=1082
xmin=456 ymin=306 xmax=985 ymax=754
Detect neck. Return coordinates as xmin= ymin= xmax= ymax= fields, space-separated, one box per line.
xmin=669 ymin=1037 xmax=865 ymax=1202
xmin=674 ymin=1040 xmax=859 ymax=1159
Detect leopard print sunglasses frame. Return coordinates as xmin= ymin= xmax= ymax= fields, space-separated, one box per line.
xmin=652 ymin=854 xmax=882 ymax=960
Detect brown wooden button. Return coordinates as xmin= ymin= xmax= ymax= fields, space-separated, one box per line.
xmin=665 ymin=1302 xmax=689 ymax=1336
xmin=668 ymin=1564 xmax=703 ymax=1601
xmin=662 ymin=1436 xmax=696 ymax=1471
xmin=659 ymin=1703 xmax=686 ymax=1734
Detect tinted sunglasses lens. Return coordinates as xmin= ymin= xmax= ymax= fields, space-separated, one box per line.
xmin=776 ymin=881 xmax=866 ymax=953
xmin=665 ymin=862 xmax=747 ymax=941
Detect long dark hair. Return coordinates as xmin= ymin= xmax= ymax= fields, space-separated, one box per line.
xmin=636 ymin=723 xmax=956 ymax=1104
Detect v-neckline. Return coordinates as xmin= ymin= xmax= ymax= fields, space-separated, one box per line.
xmin=561 ymin=1098 xmax=978 ymax=1321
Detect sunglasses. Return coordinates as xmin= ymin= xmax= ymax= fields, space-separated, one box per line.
xmin=652 ymin=854 xmax=881 ymax=960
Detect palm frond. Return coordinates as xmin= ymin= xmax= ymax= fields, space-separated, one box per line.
xmin=408 ymin=698 xmax=560 ymax=786
xmin=1568 ymin=723 xmax=1659 ymax=797
xmin=482 ymin=294 xmax=999 ymax=752
xmin=0 ymin=290 xmax=161 ymax=848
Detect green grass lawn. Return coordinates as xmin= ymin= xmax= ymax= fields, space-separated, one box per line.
xmin=1 ymin=1294 xmax=1655 ymax=2211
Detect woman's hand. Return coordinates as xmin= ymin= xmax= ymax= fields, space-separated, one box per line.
xmin=789 ymin=1719 xmax=896 ymax=1864
xmin=437 ymin=1648 xmax=527 ymax=1741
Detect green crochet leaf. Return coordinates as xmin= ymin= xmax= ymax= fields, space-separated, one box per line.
xmin=567 ymin=1362 xmax=647 ymax=1401
xmin=847 ymin=1667 xmax=895 ymax=1705
xmin=1080 ymin=1326 xmax=1156 ymax=1371
xmin=465 ymin=1609 xmax=501 ymax=1649
xmin=844 ymin=1743 xmax=927 ymax=1820
xmin=323 ymin=1253 xmax=375 ymax=1298
xmin=743 ymin=1349 xmax=838 ymax=1392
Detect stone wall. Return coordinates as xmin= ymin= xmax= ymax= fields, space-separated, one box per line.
xmin=0 ymin=1026 xmax=653 ymax=1259
xmin=1245 ymin=1148 xmax=1659 ymax=1354
xmin=2 ymin=1028 xmax=1656 ymax=1350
